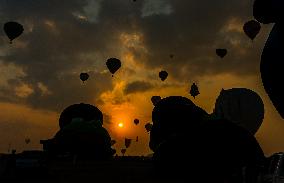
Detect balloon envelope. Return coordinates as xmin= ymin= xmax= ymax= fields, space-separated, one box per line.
xmin=59 ymin=103 xmax=103 ymax=129
xmin=243 ymin=20 xmax=261 ymax=41
xmin=134 ymin=119 xmax=139 ymax=125
xmin=159 ymin=71 xmax=168 ymax=81
xmin=25 ymin=138 xmax=30 ymax=144
xmin=121 ymin=149 xmax=126 ymax=155
xmin=80 ymin=73 xmax=89 ymax=82
xmin=106 ymin=58 xmax=121 ymax=76
xmin=190 ymin=83 xmax=200 ymax=99
xmin=151 ymin=96 xmax=162 ymax=106
xmin=4 ymin=21 xmax=24 ymax=43
xmin=145 ymin=123 xmax=153 ymax=132
xmin=213 ymin=88 xmax=264 ymax=134
xmin=125 ymin=138 xmax=132 ymax=148
xmin=216 ymin=49 xmax=227 ymax=58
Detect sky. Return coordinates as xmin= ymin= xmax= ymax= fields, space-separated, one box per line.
xmin=0 ymin=0 xmax=283 ymax=156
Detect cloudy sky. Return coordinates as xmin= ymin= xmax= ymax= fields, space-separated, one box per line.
xmin=0 ymin=0 xmax=283 ymax=156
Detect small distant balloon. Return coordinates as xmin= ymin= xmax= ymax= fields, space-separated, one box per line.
xmin=125 ymin=138 xmax=132 ymax=148
xmin=111 ymin=140 xmax=116 ymax=146
xmin=151 ymin=96 xmax=162 ymax=106
xmin=159 ymin=71 xmax=168 ymax=81
xmin=243 ymin=20 xmax=261 ymax=41
xmin=121 ymin=148 xmax=126 ymax=156
xmin=4 ymin=21 xmax=24 ymax=44
xmin=80 ymin=73 xmax=89 ymax=83
xmin=216 ymin=49 xmax=227 ymax=58
xmin=190 ymin=83 xmax=200 ymax=99
xmin=25 ymin=138 xmax=30 ymax=144
xmin=145 ymin=123 xmax=153 ymax=133
xmin=106 ymin=58 xmax=121 ymax=77
xmin=169 ymin=54 xmax=174 ymax=59
xmin=136 ymin=136 xmax=139 ymax=142
xmin=134 ymin=119 xmax=139 ymax=125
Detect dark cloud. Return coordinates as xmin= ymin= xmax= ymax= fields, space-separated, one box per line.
xmin=135 ymin=0 xmax=270 ymax=80
xmin=0 ymin=0 xmax=272 ymax=112
xmin=124 ymin=80 xmax=154 ymax=94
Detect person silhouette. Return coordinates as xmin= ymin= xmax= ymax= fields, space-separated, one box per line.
xmin=254 ymin=0 xmax=284 ymax=118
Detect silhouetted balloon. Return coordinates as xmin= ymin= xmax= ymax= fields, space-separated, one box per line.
xmin=253 ymin=0 xmax=282 ymax=24
xmin=149 ymin=96 xmax=209 ymax=151
xmin=145 ymin=123 xmax=153 ymax=133
xmin=134 ymin=119 xmax=139 ymax=125
xmin=3 ymin=21 xmax=24 ymax=44
xmin=151 ymin=96 xmax=162 ymax=106
xmin=159 ymin=71 xmax=168 ymax=81
xmin=125 ymin=138 xmax=132 ymax=148
xmin=190 ymin=83 xmax=200 ymax=99
xmin=216 ymin=49 xmax=227 ymax=58
xmin=136 ymin=136 xmax=138 ymax=142
xmin=111 ymin=140 xmax=116 ymax=146
xmin=25 ymin=138 xmax=30 ymax=144
xmin=121 ymin=149 xmax=126 ymax=155
xmin=106 ymin=58 xmax=121 ymax=77
xmin=213 ymin=88 xmax=264 ymax=134
xmin=253 ymin=0 xmax=284 ymax=119
xmin=169 ymin=54 xmax=174 ymax=59
xmin=80 ymin=73 xmax=89 ymax=82
xmin=243 ymin=20 xmax=261 ymax=41
xmin=59 ymin=103 xmax=103 ymax=129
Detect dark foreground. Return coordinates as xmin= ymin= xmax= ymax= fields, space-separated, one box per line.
xmin=0 ymin=154 xmax=185 ymax=183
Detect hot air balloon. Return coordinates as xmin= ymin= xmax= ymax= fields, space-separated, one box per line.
xmin=3 ymin=21 xmax=24 ymax=44
xmin=145 ymin=123 xmax=153 ymax=133
xmin=253 ymin=0 xmax=284 ymax=119
xmin=213 ymin=88 xmax=264 ymax=135
xmin=243 ymin=20 xmax=261 ymax=41
xmin=159 ymin=71 xmax=168 ymax=81
xmin=121 ymin=149 xmax=126 ymax=156
xmin=190 ymin=83 xmax=200 ymax=99
xmin=25 ymin=138 xmax=31 ymax=144
xmin=253 ymin=0 xmax=279 ymax=24
xmin=125 ymin=138 xmax=132 ymax=148
xmin=80 ymin=73 xmax=89 ymax=83
xmin=106 ymin=58 xmax=121 ymax=77
xmin=136 ymin=136 xmax=138 ymax=142
xmin=169 ymin=54 xmax=174 ymax=59
xmin=59 ymin=103 xmax=103 ymax=129
xmin=216 ymin=49 xmax=227 ymax=58
xmin=134 ymin=119 xmax=139 ymax=125
xmin=111 ymin=140 xmax=116 ymax=146
xmin=151 ymin=96 xmax=162 ymax=106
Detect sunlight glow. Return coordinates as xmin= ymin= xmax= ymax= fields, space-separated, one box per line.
xmin=118 ymin=122 xmax=124 ymax=128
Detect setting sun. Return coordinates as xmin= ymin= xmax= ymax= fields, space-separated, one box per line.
xmin=118 ymin=122 xmax=124 ymax=128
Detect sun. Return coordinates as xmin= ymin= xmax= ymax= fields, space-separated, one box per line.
xmin=118 ymin=122 xmax=124 ymax=128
